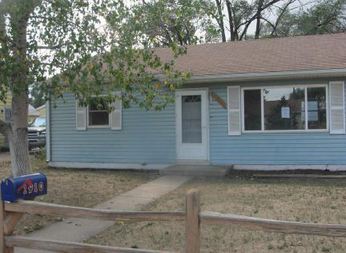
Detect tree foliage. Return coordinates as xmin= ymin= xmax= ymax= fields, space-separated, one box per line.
xmin=125 ymin=0 xmax=346 ymax=43
xmin=122 ymin=0 xmax=215 ymax=46
xmin=266 ymin=0 xmax=346 ymax=37
xmin=0 ymin=0 xmax=189 ymax=110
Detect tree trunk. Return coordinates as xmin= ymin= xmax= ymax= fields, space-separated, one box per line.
xmin=255 ymin=0 xmax=264 ymax=39
xmin=6 ymin=2 xmax=32 ymax=176
xmin=8 ymin=93 xmax=31 ymax=177
xmin=215 ymin=0 xmax=226 ymax=42
xmin=225 ymin=0 xmax=236 ymax=41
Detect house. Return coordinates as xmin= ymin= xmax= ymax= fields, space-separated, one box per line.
xmin=28 ymin=104 xmax=40 ymax=124
xmin=47 ymin=33 xmax=346 ymax=170
xmin=36 ymin=104 xmax=46 ymax=118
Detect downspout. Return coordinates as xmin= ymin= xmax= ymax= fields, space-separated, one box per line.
xmin=46 ymin=99 xmax=51 ymax=162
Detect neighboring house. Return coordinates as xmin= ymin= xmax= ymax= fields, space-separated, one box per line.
xmin=36 ymin=104 xmax=46 ymax=118
xmin=0 ymin=95 xmax=11 ymax=149
xmin=28 ymin=104 xmax=40 ymax=124
xmin=47 ymin=33 xmax=346 ymax=170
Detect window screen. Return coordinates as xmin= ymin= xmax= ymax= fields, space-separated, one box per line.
xmin=182 ymin=95 xmax=202 ymax=143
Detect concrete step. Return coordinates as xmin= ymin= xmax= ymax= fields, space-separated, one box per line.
xmin=160 ymin=165 xmax=232 ymax=177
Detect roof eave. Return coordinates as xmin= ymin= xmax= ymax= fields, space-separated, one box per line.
xmin=183 ymin=68 xmax=346 ymax=84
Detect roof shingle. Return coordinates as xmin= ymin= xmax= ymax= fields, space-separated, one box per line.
xmin=154 ymin=33 xmax=346 ymax=76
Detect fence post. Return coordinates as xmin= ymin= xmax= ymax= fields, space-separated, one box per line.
xmin=0 ymin=202 xmax=13 ymax=253
xmin=185 ymin=189 xmax=200 ymax=253
xmin=0 ymin=201 xmax=4 ymax=253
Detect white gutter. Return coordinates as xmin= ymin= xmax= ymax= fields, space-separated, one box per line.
xmin=180 ymin=68 xmax=346 ymax=84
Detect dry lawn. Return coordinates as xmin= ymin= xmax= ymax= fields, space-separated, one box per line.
xmin=88 ymin=175 xmax=346 ymax=253
xmin=0 ymin=154 xmax=158 ymax=235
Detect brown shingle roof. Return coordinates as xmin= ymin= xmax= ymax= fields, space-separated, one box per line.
xmin=154 ymin=33 xmax=346 ymax=76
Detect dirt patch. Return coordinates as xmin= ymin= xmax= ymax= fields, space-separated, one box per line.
xmin=0 ymin=152 xmax=10 ymax=162
xmin=87 ymin=176 xmax=346 ymax=252
xmin=0 ymin=157 xmax=158 ymax=235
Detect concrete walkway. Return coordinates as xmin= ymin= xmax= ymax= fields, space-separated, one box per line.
xmin=15 ymin=175 xmax=190 ymax=253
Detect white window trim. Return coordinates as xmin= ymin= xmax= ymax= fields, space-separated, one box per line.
xmin=87 ymin=97 xmax=111 ymax=129
xmin=241 ymin=84 xmax=329 ymax=133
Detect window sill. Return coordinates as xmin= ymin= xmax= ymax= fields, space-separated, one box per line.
xmin=87 ymin=125 xmax=110 ymax=129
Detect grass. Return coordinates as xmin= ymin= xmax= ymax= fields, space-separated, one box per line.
xmin=0 ymin=154 xmax=158 ymax=235
xmin=87 ymin=175 xmax=346 ymax=252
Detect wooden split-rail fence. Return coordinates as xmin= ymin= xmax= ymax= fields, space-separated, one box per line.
xmin=1 ymin=189 xmax=346 ymax=253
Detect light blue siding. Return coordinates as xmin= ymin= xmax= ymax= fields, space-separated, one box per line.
xmin=209 ymin=79 xmax=346 ymax=165
xmin=50 ymin=78 xmax=346 ymax=167
xmin=50 ymin=94 xmax=176 ymax=164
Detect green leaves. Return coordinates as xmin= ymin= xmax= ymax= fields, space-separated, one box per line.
xmin=0 ymin=0 xmax=191 ymax=111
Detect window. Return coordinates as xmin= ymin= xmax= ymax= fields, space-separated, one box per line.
xmin=307 ymin=87 xmax=327 ymax=129
xmin=88 ymin=98 xmax=110 ymax=127
xmin=182 ymin=95 xmax=202 ymax=143
xmin=264 ymin=87 xmax=305 ymax=130
xmin=242 ymin=85 xmax=327 ymax=132
xmin=244 ymin=89 xmax=261 ymax=130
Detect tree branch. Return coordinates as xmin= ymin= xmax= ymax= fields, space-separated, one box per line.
xmin=271 ymin=0 xmax=296 ymax=36
xmin=261 ymin=16 xmax=276 ymax=30
xmin=37 ymin=44 xmax=65 ymax=50
xmin=239 ymin=0 xmax=282 ymax=40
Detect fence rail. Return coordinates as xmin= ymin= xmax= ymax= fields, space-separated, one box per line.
xmin=4 ymin=200 xmax=185 ymax=222
xmin=1 ymin=189 xmax=346 ymax=253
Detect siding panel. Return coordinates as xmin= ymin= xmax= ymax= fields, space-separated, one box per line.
xmin=50 ymin=94 xmax=175 ymax=165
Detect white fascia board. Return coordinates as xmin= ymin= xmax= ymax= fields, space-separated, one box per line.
xmin=155 ymin=68 xmax=346 ymax=84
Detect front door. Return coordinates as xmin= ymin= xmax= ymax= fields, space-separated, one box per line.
xmin=176 ymin=90 xmax=208 ymax=161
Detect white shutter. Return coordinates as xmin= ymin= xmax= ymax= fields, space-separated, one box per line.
xmin=76 ymin=100 xmax=87 ymax=130
xmin=110 ymin=93 xmax=122 ymax=130
xmin=227 ymin=86 xmax=241 ymax=135
xmin=329 ymin=81 xmax=345 ymax=134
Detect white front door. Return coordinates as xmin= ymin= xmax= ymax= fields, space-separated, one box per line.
xmin=176 ymin=90 xmax=209 ymax=161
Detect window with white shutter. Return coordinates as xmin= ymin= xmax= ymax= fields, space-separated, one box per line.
xmin=110 ymin=94 xmax=122 ymax=130
xmin=329 ymin=81 xmax=345 ymax=134
xmin=227 ymin=86 xmax=241 ymax=135
xmin=76 ymin=100 xmax=87 ymax=130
